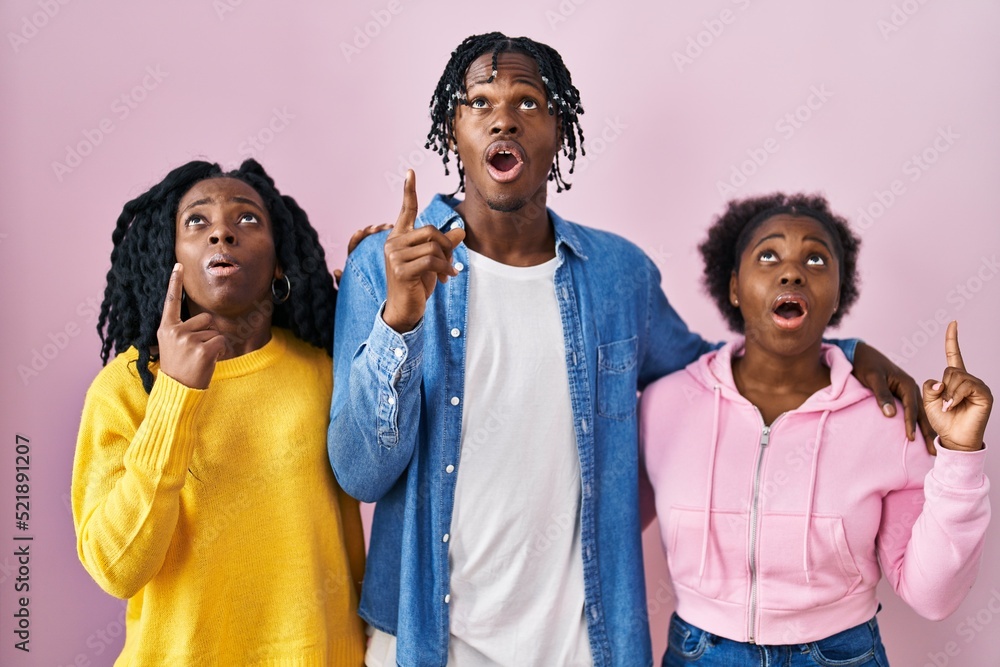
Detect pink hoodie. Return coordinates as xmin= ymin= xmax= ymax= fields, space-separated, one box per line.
xmin=640 ymin=340 xmax=990 ymax=645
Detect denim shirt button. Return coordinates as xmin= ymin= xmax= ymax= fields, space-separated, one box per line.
xmin=442 ymin=533 xmax=450 ymax=543
xmin=450 ymin=396 xmax=461 ymax=406
xmin=446 ymin=464 xmax=455 ymax=473
xmin=444 ymin=594 xmax=451 ymax=604
xmin=393 ymin=347 xmax=404 ymax=358
xmin=581 ymin=418 xmax=589 ymax=433
xmin=387 ymin=396 xmax=395 ymax=405
xmin=454 ymin=262 xmax=464 ymax=272
xmin=590 ymin=607 xmax=599 ymax=620
xmin=450 ymin=328 xmax=461 ymax=338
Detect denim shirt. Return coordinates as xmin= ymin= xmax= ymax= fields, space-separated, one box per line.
xmin=328 ymin=194 xmax=857 ymax=667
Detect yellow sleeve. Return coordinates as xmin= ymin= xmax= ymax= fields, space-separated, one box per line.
xmin=72 ymin=369 xmax=205 ymax=599
xmin=337 ymin=485 xmax=366 ymax=599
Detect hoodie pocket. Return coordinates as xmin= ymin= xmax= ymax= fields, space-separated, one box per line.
xmin=597 ymin=337 xmax=638 ymax=421
xmin=666 ymin=507 xmax=863 ymax=610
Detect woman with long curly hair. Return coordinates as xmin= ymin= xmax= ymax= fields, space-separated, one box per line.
xmin=72 ymin=159 xmax=375 ymax=665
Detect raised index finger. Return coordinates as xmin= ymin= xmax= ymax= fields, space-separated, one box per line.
xmin=161 ymin=263 xmax=184 ymax=326
xmin=945 ymin=320 xmax=965 ymax=371
xmin=390 ymin=169 xmax=419 ymax=237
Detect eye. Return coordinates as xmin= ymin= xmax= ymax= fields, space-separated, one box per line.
xmin=239 ymin=213 xmax=259 ymax=224
xmin=520 ymin=98 xmax=539 ymax=110
xmin=185 ymin=215 xmax=206 ymax=227
xmin=469 ymin=97 xmax=488 ymax=109
xmin=758 ymin=250 xmax=778 ymax=263
xmin=806 ymin=254 xmax=826 ymax=266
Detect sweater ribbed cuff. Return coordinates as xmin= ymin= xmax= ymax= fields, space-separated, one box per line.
xmin=931 ymin=438 xmax=988 ymax=490
xmin=124 ymin=372 xmax=205 ymax=482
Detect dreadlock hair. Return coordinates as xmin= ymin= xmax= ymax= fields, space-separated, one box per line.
xmin=699 ymin=192 xmax=861 ymax=333
xmin=425 ymin=32 xmax=585 ymax=194
xmin=98 ymin=158 xmax=337 ymax=393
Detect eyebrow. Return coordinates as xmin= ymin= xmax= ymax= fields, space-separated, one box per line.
xmin=752 ymin=233 xmax=834 ymax=253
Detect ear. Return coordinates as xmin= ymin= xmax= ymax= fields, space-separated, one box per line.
xmin=729 ymin=270 xmax=740 ymax=308
xmin=274 ymin=264 xmax=284 ymax=280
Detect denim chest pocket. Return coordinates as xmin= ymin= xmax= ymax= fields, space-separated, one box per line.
xmin=597 ymin=336 xmax=639 ymax=421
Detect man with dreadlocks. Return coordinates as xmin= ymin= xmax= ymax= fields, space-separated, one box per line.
xmin=73 ymin=159 xmax=373 ymax=665
xmin=328 ymin=33 xmax=929 ymax=667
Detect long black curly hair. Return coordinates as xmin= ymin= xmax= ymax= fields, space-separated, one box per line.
xmin=98 ymin=158 xmax=336 ymax=392
xmin=425 ymin=32 xmax=585 ymax=194
xmin=699 ymin=192 xmax=861 ymax=333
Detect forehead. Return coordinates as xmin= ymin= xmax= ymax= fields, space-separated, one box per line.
xmin=178 ymin=177 xmax=265 ymax=210
xmin=748 ymin=214 xmax=836 ymax=248
xmin=464 ymin=51 xmax=544 ymax=88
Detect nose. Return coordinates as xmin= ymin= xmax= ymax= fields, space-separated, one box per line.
xmin=490 ymin=106 xmax=519 ymax=136
xmin=779 ymin=263 xmax=805 ymax=286
xmin=209 ymin=222 xmax=236 ymax=246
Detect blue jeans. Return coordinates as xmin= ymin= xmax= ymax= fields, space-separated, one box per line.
xmin=663 ymin=613 xmax=890 ymax=666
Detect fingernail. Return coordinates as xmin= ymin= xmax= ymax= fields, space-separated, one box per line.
xmin=882 ymin=404 xmax=894 ymax=417
xmin=942 ymin=398 xmax=953 ymax=412
xmin=932 ymin=382 xmax=943 ymax=391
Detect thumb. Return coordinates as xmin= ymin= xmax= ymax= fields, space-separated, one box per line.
xmin=444 ymin=226 xmax=466 ymax=249
xmin=922 ymin=378 xmax=945 ymax=405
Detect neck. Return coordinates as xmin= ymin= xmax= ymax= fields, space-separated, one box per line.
xmin=455 ymin=187 xmax=555 ymax=266
xmin=734 ymin=336 xmax=828 ymax=396
xmin=191 ymin=299 xmax=274 ymax=360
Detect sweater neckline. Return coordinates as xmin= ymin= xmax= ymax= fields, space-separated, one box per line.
xmin=210 ymin=328 xmax=288 ymax=380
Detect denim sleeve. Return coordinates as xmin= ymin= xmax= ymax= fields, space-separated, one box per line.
xmin=826 ymin=338 xmax=860 ymax=363
xmin=638 ymin=257 xmax=718 ymax=390
xmin=328 ymin=249 xmax=424 ymax=503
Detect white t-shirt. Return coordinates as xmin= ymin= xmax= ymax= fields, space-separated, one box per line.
xmin=447 ymin=248 xmax=590 ymax=666
xmin=366 ymin=248 xmax=591 ymax=667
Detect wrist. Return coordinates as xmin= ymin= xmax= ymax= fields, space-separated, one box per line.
xmin=938 ymin=436 xmax=985 ymax=452
xmin=382 ymin=304 xmax=420 ymax=333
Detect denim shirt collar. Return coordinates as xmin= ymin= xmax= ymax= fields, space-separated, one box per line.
xmin=419 ymin=193 xmax=589 ymax=261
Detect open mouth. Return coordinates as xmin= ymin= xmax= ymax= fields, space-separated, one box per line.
xmin=485 ymin=141 xmax=525 ymax=182
xmin=207 ymin=253 xmax=240 ymax=276
xmin=771 ymin=294 xmax=809 ymax=330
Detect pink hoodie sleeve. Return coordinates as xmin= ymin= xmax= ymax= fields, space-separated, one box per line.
xmin=877 ymin=439 xmax=990 ymax=620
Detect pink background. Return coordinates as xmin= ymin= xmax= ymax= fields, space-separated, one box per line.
xmin=2 ymin=1 xmax=998 ymax=665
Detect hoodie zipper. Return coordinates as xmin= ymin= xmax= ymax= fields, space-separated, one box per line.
xmin=748 ymin=410 xmax=783 ymax=644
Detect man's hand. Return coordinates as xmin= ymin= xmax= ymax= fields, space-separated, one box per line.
xmin=382 ymin=170 xmax=465 ymax=333
xmin=853 ymin=341 xmax=936 ymax=453
xmin=923 ymin=321 xmax=992 ymax=452
xmin=156 ymin=263 xmax=227 ymax=389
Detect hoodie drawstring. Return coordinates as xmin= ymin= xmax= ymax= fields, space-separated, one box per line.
xmin=802 ymin=410 xmax=830 ymax=583
xmin=699 ymin=385 xmax=723 ymax=580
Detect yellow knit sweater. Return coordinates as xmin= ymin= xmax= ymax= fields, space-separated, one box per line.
xmin=72 ymin=328 xmax=366 ymax=666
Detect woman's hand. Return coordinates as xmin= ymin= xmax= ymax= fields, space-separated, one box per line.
xmin=923 ymin=321 xmax=993 ymax=452
xmin=853 ymin=341 xmax=936 ymax=453
xmin=156 ymin=263 xmax=227 ymax=390
xmin=333 ymin=223 xmax=394 ymax=284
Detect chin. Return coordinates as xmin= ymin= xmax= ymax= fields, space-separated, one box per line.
xmin=485 ymin=194 xmax=527 ymax=213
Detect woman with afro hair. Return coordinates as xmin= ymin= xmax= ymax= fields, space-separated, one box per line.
xmin=71 ymin=159 xmax=380 ymax=665
xmin=640 ymin=193 xmax=991 ymax=666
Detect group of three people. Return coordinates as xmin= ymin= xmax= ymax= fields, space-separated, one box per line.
xmin=71 ymin=32 xmax=991 ymax=667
